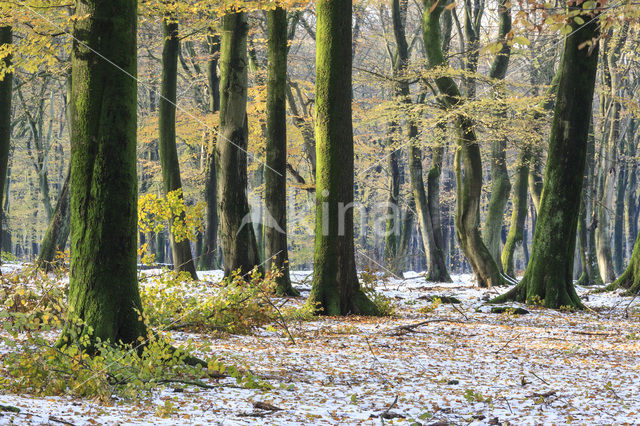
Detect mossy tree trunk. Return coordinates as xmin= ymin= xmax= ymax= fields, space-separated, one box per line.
xmin=308 ymin=0 xmax=378 ymax=316
xmin=64 ymin=0 xmax=146 ymax=346
xmin=265 ymin=6 xmax=297 ymax=296
xmin=492 ymin=7 xmax=600 ymax=308
xmin=0 ymin=26 xmax=11 ymax=268
xmin=422 ymin=0 xmax=505 ymax=287
xmin=198 ymin=30 xmax=220 ymax=271
xmin=158 ymin=19 xmax=198 ymax=280
xmin=607 ymin=227 xmax=640 ymax=294
xmin=216 ymin=12 xmax=261 ymax=277
xmin=501 ymin=147 xmax=530 ymax=277
xmin=482 ymin=0 xmax=512 ymax=268
xmin=393 ymin=0 xmax=450 ymax=281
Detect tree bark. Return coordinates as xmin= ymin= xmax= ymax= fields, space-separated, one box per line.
xmin=422 ymin=0 xmax=505 ymax=287
xmin=63 ymin=0 xmax=146 ymax=346
xmin=158 ymin=19 xmax=198 ymax=280
xmin=307 ymin=0 xmax=378 ymax=315
xmin=0 ymin=26 xmax=12 ymax=269
xmin=595 ymin=25 xmax=627 ymax=283
xmin=492 ymin=7 xmax=600 ymax=308
xmin=198 ymin=30 xmax=220 ymax=270
xmin=576 ymin=126 xmax=603 ymax=286
xmin=265 ymin=6 xmax=297 ymax=296
xmin=501 ymin=147 xmax=529 ymax=277
xmin=216 ymin=12 xmax=261 ymax=277
xmin=482 ymin=0 xmax=512 ymax=269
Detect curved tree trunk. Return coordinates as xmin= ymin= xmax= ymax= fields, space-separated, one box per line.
xmin=265 ymin=6 xmax=297 ymax=296
xmin=501 ymin=147 xmax=530 ymax=277
xmin=422 ymin=0 xmax=505 ymax=287
xmin=307 ymin=0 xmax=378 ymax=316
xmin=216 ymin=12 xmax=261 ymax=277
xmin=63 ymin=0 xmax=146 ymax=346
xmin=198 ymin=30 xmax=220 ymax=271
xmin=482 ymin=0 xmax=512 ymax=269
xmin=492 ymin=7 xmax=600 ymax=308
xmin=393 ymin=0 xmax=450 ymax=281
xmin=0 ymin=26 xmax=12 ymax=270
xmin=158 ymin=19 xmax=198 ymax=280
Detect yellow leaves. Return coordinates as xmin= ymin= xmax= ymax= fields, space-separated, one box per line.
xmin=138 ymin=188 xmax=205 ymax=244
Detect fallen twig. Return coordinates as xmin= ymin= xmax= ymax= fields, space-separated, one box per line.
xmin=493 ymin=334 xmax=522 ymax=354
xmin=387 ymin=318 xmax=460 ymax=335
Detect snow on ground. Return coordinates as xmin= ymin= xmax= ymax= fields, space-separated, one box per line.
xmin=1 ymin=267 xmax=640 ymax=425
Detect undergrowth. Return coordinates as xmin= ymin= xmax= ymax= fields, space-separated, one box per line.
xmin=0 ymin=263 xmax=310 ymax=402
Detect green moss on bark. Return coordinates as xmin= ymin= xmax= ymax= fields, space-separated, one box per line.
xmin=308 ymin=0 xmax=378 ymax=316
xmin=64 ymin=0 xmax=146 ymax=346
xmin=265 ymin=7 xmax=297 ymax=296
xmin=492 ymin=6 xmax=600 ymax=309
xmin=216 ymin=12 xmax=261 ymax=277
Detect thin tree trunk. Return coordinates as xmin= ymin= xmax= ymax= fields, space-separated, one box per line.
xmin=307 ymin=0 xmax=378 ymax=316
xmin=482 ymin=0 xmax=512 ymax=268
xmin=37 ymin=167 xmax=70 ymax=270
xmin=216 ymin=11 xmax=261 ymax=277
xmin=62 ymin=0 xmax=146 ymax=347
xmin=492 ymin=6 xmax=600 ymax=308
xmin=198 ymin=30 xmax=221 ymax=270
xmin=158 ymin=19 xmax=198 ymax=280
xmin=0 ymin=26 xmax=12 ymax=269
xmin=265 ymin=6 xmax=297 ymax=296
xmin=501 ymin=147 xmax=530 ymax=277
xmin=577 ymin=127 xmax=603 ymax=286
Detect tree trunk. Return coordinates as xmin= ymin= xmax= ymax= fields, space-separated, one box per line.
xmin=383 ymin=128 xmax=400 ymax=273
xmin=307 ymin=0 xmax=378 ymax=316
xmin=158 ymin=19 xmax=198 ymax=280
xmin=63 ymin=0 xmax=146 ymax=346
xmin=422 ymin=0 xmax=505 ymax=287
xmin=501 ymin=147 xmax=529 ymax=277
xmin=482 ymin=0 xmax=512 ymax=269
xmin=492 ymin=7 xmax=600 ymax=308
xmin=576 ymin=127 xmax=603 ymax=286
xmin=607 ymin=227 xmax=640 ymax=294
xmin=0 ymin=26 xmax=12 ymax=269
xmin=625 ymin=119 xmax=638 ymax=262
xmin=265 ymin=6 xmax=297 ymax=296
xmin=216 ymin=11 xmax=261 ymax=277
xmin=198 ymin=30 xmax=220 ymax=270
xmin=392 ymin=0 xmax=449 ymax=281
xmin=595 ymin=25 xmax=627 ymax=283
xmin=37 ymin=167 xmax=70 ymax=270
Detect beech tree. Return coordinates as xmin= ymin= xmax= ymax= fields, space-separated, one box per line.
xmin=216 ymin=11 xmax=261 ymax=277
xmin=198 ymin=30 xmax=220 ymax=271
xmin=265 ymin=6 xmax=297 ymax=296
xmin=0 ymin=26 xmax=11 ymax=268
xmin=158 ymin=17 xmax=198 ymax=280
xmin=492 ymin=5 xmax=601 ymax=308
xmin=422 ymin=0 xmax=507 ymax=287
xmin=64 ymin=0 xmax=146 ymax=345
xmin=482 ymin=0 xmax=512 ymax=269
xmin=307 ymin=0 xmax=378 ymax=315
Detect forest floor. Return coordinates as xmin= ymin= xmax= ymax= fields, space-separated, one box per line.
xmin=1 ymin=266 xmax=640 ymax=425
